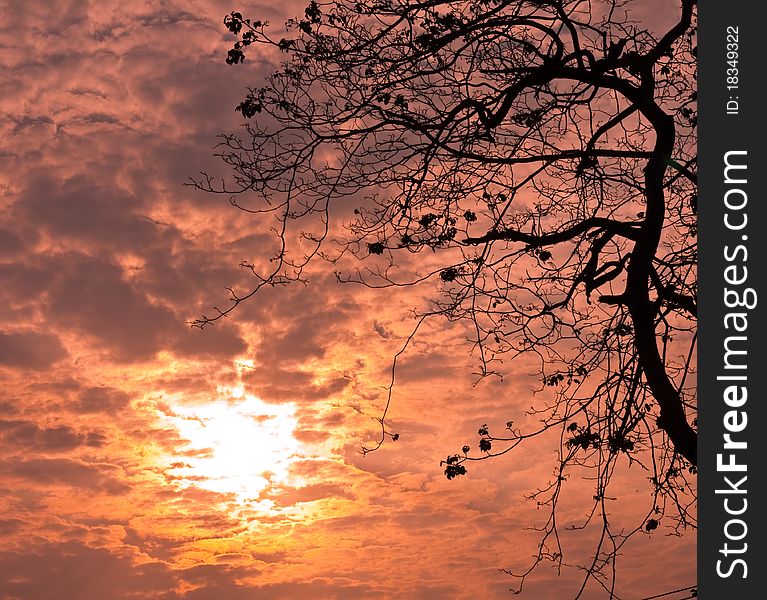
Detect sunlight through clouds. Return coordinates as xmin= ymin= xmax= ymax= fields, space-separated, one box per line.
xmin=0 ymin=0 xmax=697 ymax=597
xmin=159 ymin=391 xmax=302 ymax=504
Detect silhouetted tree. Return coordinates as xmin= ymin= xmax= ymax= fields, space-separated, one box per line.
xmin=193 ymin=0 xmax=697 ymax=595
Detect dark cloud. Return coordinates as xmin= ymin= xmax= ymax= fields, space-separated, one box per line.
xmin=0 ymin=518 xmax=26 ymax=536
xmin=0 ymin=331 xmax=68 ymax=370
xmin=0 ymin=420 xmax=106 ymax=452
xmin=0 ymin=541 xmax=177 ymax=600
xmin=170 ymin=324 xmax=247 ymax=360
xmin=0 ymin=263 xmax=56 ymax=322
xmin=242 ymin=366 xmax=350 ymax=403
xmin=0 ymin=1 xmax=695 ymax=598
xmin=124 ymin=244 xmax=254 ymax=310
xmin=373 ymin=320 xmax=397 ymax=340
xmin=43 ymin=254 xmax=175 ymax=360
xmin=0 ymin=228 xmax=26 ymax=257
xmin=387 ymin=349 xmax=461 ymax=383
xmin=14 ymin=172 xmax=178 ymax=253
xmin=41 ymin=253 xmax=247 ymax=361
xmin=256 ymin=323 xmax=327 ymax=364
xmin=0 ymin=458 xmax=129 ymax=495
xmin=74 ymin=386 xmax=133 ymax=414
xmin=0 ymin=264 xmax=50 ymax=298
xmin=177 ymin=563 xmax=258 ymax=586
xmin=0 ymin=401 xmax=21 ymax=417
xmin=178 ymin=579 xmax=389 ymax=600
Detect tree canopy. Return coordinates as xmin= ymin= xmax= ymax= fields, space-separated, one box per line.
xmin=193 ymin=0 xmax=697 ymax=594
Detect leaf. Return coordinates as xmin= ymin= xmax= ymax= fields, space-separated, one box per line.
xmin=367 ymin=242 xmax=385 ymax=255
xmin=479 ymin=438 xmax=492 ymax=452
xmin=305 ymin=0 xmax=322 ymax=24
xmin=440 ymin=267 xmax=458 ymax=282
xmin=226 ymin=48 xmax=246 ymax=65
xmin=418 ymin=213 xmax=437 ymax=228
xmin=444 ymin=464 xmax=466 ymax=480
xmin=224 ymin=12 xmax=244 ymax=35
xmin=278 ymin=38 xmax=295 ymax=52
xmin=236 ymin=98 xmax=262 ymax=118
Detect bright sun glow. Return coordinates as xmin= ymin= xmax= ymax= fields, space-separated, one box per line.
xmin=161 ymin=390 xmax=302 ymax=503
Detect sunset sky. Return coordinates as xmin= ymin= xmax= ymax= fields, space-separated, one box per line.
xmin=0 ymin=1 xmax=695 ymax=598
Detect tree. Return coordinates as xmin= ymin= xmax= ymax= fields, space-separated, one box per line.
xmin=193 ymin=0 xmax=697 ymax=595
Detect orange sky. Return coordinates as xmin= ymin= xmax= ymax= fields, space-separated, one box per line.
xmin=0 ymin=1 xmax=694 ymax=598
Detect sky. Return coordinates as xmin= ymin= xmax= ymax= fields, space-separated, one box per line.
xmin=0 ymin=1 xmax=695 ymax=599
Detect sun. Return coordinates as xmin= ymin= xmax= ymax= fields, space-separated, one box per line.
xmin=160 ymin=390 xmax=302 ymax=503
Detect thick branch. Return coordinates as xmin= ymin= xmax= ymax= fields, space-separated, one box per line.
xmin=625 ymin=106 xmax=697 ymax=465
xmin=463 ymin=217 xmax=640 ymax=246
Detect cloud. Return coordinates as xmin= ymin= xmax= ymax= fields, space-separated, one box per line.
xmin=0 ymin=541 xmax=177 ymax=600
xmin=255 ymin=322 xmax=328 ymax=365
xmin=268 ymin=483 xmax=355 ymax=507
xmin=0 ymin=331 xmax=68 ymax=370
xmin=43 ymin=254 xmax=175 ymax=360
xmin=0 ymin=420 xmax=106 ymax=452
xmin=74 ymin=386 xmax=133 ymax=413
xmin=291 ymin=428 xmax=331 ymax=444
xmin=0 ymin=228 xmax=26 ymax=257
xmin=177 ymin=579 xmax=391 ymax=600
xmin=373 ymin=320 xmax=397 ymax=340
xmin=0 ymin=518 xmax=26 ymax=536
xmin=0 ymin=458 xmax=130 ymax=495
xmin=242 ymin=366 xmax=350 ymax=403
xmin=0 ymin=264 xmax=52 ymax=318
xmin=171 ymin=324 xmax=248 ymax=360
xmin=0 ymin=0 xmax=695 ymax=598
xmin=14 ymin=172 xmax=175 ymax=252
xmin=39 ymin=253 xmax=247 ymax=362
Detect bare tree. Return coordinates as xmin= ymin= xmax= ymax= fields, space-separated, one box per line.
xmin=193 ymin=0 xmax=697 ymax=595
